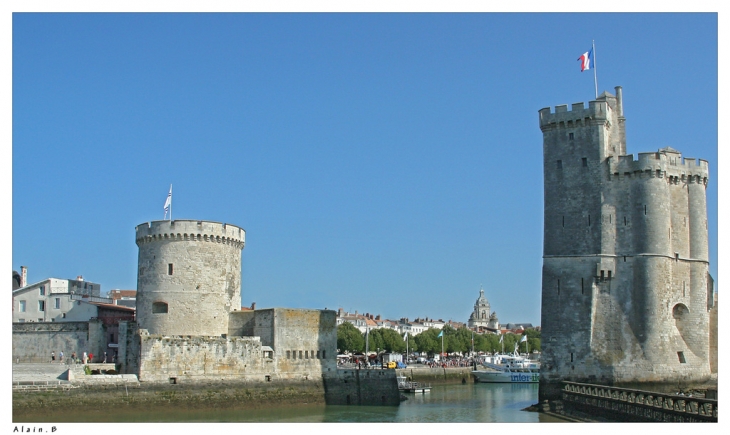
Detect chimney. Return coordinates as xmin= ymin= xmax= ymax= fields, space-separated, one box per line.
xmin=251 ymin=302 xmax=256 ymax=310
xmin=376 ymin=315 xmax=381 ymax=320
xmin=20 ymin=266 xmax=27 ymax=287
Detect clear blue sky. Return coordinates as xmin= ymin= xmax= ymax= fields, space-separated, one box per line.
xmin=11 ymin=12 xmax=718 ymax=327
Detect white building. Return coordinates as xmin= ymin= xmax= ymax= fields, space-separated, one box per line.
xmin=12 ymin=276 xmax=108 ymax=323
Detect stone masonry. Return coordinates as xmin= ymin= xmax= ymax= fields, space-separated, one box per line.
xmin=539 ymin=87 xmax=713 ymax=402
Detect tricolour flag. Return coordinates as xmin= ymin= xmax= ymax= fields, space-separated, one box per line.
xmin=437 ymin=330 xmax=443 ymax=338
xmin=578 ymin=48 xmax=592 ymax=72
xmin=520 ymin=335 xmax=528 ymax=343
xmin=163 ymin=184 xmax=172 ymax=219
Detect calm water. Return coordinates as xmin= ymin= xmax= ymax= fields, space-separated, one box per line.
xmin=18 ymin=383 xmax=565 ymax=423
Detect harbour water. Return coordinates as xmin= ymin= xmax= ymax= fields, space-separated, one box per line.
xmin=17 ymin=383 xmax=566 ymax=423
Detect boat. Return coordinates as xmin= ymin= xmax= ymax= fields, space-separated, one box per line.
xmin=396 ymin=375 xmax=431 ymax=393
xmin=472 ymin=352 xmax=540 ymax=383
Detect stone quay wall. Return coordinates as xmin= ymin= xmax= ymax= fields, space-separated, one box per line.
xmin=323 ymin=369 xmax=401 ymax=406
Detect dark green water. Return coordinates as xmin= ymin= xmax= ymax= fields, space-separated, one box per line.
xmin=18 ymin=383 xmax=565 ymax=423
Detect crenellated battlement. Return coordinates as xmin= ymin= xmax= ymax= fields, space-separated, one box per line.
xmin=608 ymin=149 xmax=709 ymax=184
xmin=135 ymin=220 xmax=245 ymax=249
xmin=539 ymin=98 xmax=615 ymax=131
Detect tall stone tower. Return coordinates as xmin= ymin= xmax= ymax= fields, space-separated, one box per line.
xmin=467 ymin=287 xmax=492 ymax=329
xmin=539 ymin=87 xmax=712 ymax=401
xmin=135 ymin=220 xmax=245 ymax=336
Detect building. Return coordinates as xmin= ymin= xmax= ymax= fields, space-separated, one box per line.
xmin=467 ymin=286 xmax=499 ymax=331
xmin=538 ymin=87 xmax=713 ymax=402
xmin=12 ymin=275 xmax=104 ymax=323
xmin=108 ymin=289 xmax=137 ymax=308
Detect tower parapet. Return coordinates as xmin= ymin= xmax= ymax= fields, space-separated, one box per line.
xmin=135 ymin=220 xmax=245 ymax=337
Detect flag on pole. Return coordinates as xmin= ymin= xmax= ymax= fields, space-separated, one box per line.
xmin=163 ymin=184 xmax=172 ymax=220
xmin=499 ymin=334 xmax=504 ymax=343
xmin=578 ymin=48 xmax=592 ymax=72
xmin=520 ymin=335 xmax=527 ymax=343
xmin=437 ymin=330 xmax=443 ymax=338
xmin=403 ymin=332 xmax=408 ymax=341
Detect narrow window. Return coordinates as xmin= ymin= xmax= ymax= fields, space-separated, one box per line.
xmin=38 ymin=301 xmax=45 ymax=312
xmin=588 ymin=214 xmax=591 ymax=226
xmin=570 ymin=353 xmax=574 ymax=362
xmin=557 ymin=160 xmax=562 ymax=169
xmin=292 ymin=350 xmax=296 ymax=360
xmin=623 ymin=256 xmax=627 ymax=262
xmin=656 ymin=169 xmax=661 ymax=178
xmin=569 ymin=133 xmax=574 ymax=140
xmin=322 ymin=350 xmax=326 ymax=359
xmin=581 ymin=278 xmax=584 ymax=294
xmin=39 ymin=286 xmax=45 ymax=296
xmin=624 ymin=216 xmax=627 ymax=226
xmin=557 ymin=279 xmax=560 ymax=295
xmin=299 ymin=350 xmax=303 ymax=359
xmin=582 ymin=157 xmax=587 ymax=167
xmin=54 ymin=298 xmax=60 ymax=309
xmin=19 ymin=300 xmax=26 ymax=312
xmin=168 ymin=263 xmax=174 ymax=275
xmin=677 ymin=352 xmax=686 ymax=363
xmin=600 ymin=270 xmax=605 ymax=281
xmin=683 ymin=282 xmax=686 ymax=298
xmin=607 ymin=271 xmax=612 ymax=280
xmin=62 ymin=313 xmax=66 ymax=318
xmin=305 ymin=351 xmax=309 ymax=359
xmin=286 ymin=350 xmax=291 ymax=359
xmin=562 ymin=216 xmax=565 ymax=228
xmin=644 ymin=205 xmax=647 ymax=215
xmin=317 ymin=350 xmax=321 ymax=359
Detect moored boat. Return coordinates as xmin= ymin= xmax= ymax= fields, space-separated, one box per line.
xmin=472 ymin=352 xmax=539 ymax=383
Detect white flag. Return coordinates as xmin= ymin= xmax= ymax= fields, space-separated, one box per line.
xmin=499 ymin=334 xmax=504 ymax=343
xmin=163 ymin=185 xmax=172 ymax=219
xmin=520 ymin=335 xmax=527 ymax=343
xmin=403 ymin=332 xmax=408 ymax=341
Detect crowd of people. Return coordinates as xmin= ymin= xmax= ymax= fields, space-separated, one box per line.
xmin=51 ymin=350 xmax=114 ymax=364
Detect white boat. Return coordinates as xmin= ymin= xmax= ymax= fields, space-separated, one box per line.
xmin=472 ymin=352 xmax=540 ymax=383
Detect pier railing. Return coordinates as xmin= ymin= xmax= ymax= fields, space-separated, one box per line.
xmin=561 ymin=381 xmax=717 ymax=422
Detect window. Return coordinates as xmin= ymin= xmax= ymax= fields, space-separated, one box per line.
xmin=19 ymin=300 xmax=26 ymax=312
xmin=38 ymin=301 xmax=45 ymax=312
xmin=582 ymin=157 xmax=587 ymax=167
xmin=18 ymin=319 xmax=25 ymax=323
xmin=286 ymin=350 xmax=291 ymax=359
xmin=293 ymin=350 xmax=297 ymax=360
xmin=305 ymin=350 xmax=309 ymax=359
xmin=168 ymin=264 xmax=174 ymax=275
xmin=317 ymin=350 xmax=321 ymax=359
xmin=677 ymin=352 xmax=686 ymax=363
xmin=299 ymin=350 xmax=303 ymax=359
xmin=54 ymin=298 xmax=60 ymax=309
xmin=62 ymin=313 xmax=66 ymax=318
xmin=322 ymin=350 xmax=326 ymax=359
xmin=39 ymin=286 xmax=45 ymax=296
xmin=152 ymin=302 xmax=168 ymax=313
xmin=569 ymin=133 xmax=574 ymax=140
xmin=557 ymin=160 xmax=563 ymax=169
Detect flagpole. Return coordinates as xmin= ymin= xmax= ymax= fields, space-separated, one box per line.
xmin=592 ymin=39 xmax=598 ymax=99
xmin=170 ymin=184 xmax=173 ymax=221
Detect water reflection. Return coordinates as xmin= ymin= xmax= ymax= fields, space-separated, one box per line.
xmin=15 ymin=383 xmax=562 ymax=423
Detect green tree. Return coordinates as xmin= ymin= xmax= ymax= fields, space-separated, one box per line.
xmin=337 ymin=322 xmax=364 ymax=353
xmin=414 ymin=328 xmax=440 ymax=355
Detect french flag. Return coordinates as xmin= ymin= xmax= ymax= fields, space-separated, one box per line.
xmin=578 ymin=49 xmax=592 ymax=72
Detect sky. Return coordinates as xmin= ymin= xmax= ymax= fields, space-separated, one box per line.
xmin=9 ymin=11 xmax=719 ymax=327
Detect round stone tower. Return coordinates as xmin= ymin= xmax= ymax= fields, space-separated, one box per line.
xmin=135 ymin=220 xmax=245 ymax=336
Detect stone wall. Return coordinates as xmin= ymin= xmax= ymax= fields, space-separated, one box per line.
xmin=323 ymin=369 xmax=400 ymax=406
xmin=117 ymin=321 xmax=141 ymax=375
xmin=12 ymin=320 xmax=106 ymax=363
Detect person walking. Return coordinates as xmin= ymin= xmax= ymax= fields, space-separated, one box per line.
xmin=103 ymin=352 xmax=107 ymax=363
xmin=59 ymin=351 xmax=64 ymax=363
xmin=88 ymin=352 xmax=94 ymax=363
xmin=51 ymin=351 xmax=55 ymax=363
xmin=82 ymin=352 xmax=88 ymax=364
xmin=71 ymin=352 xmax=77 ymax=364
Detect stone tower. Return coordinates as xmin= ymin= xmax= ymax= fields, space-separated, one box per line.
xmin=135 ymin=220 xmax=245 ymax=336
xmin=539 ymin=87 xmax=712 ymax=401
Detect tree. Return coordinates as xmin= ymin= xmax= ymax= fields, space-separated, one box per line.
xmin=337 ymin=322 xmax=364 ymax=353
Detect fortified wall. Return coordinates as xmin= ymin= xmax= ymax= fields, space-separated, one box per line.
xmin=539 ymin=88 xmax=713 ymax=402
xmin=12 ymin=320 xmax=106 ymax=363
